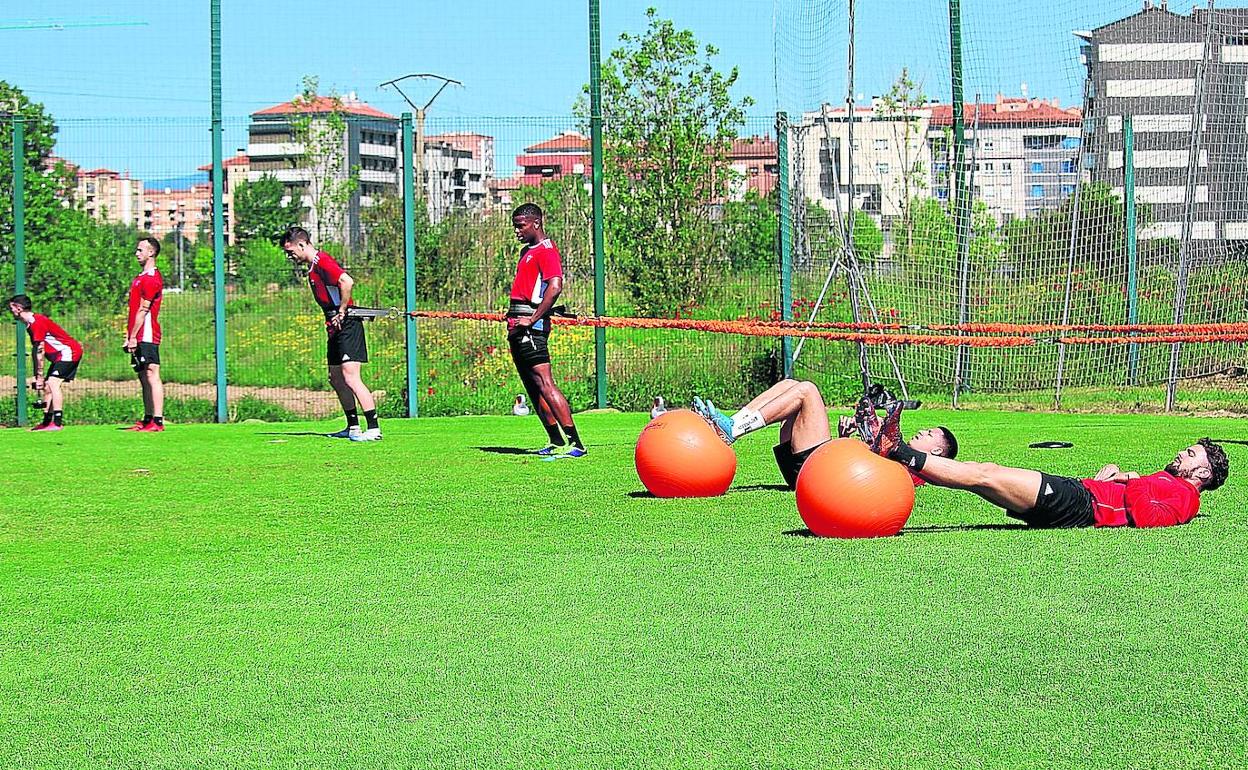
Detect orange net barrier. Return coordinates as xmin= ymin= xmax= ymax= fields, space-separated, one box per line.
xmin=407 ymin=310 xmax=1248 ymax=347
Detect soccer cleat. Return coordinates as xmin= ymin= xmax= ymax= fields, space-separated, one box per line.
xmin=325 ymin=426 xmax=362 ymax=439
xmin=869 ymin=400 xmax=906 ymax=457
xmin=704 ymin=400 xmax=737 ymax=445
xmin=30 ymin=423 xmax=60 ymax=432
xmin=139 ymin=422 xmax=165 ymax=433
xmin=124 ymin=420 xmax=148 ymax=431
xmin=349 ymin=427 xmax=383 ymax=442
xmin=543 ymin=445 xmax=588 ymax=461
xmin=690 ymin=396 xmax=709 ymax=418
xmin=533 ymin=443 xmax=563 ymax=456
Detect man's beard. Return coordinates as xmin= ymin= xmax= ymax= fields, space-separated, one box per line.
xmin=1165 ymin=460 xmax=1189 ymax=478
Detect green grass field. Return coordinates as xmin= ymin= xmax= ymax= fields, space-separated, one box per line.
xmin=2 ymin=410 xmax=1246 ymax=768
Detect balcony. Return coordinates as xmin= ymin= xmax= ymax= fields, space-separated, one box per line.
xmin=360 ymin=142 xmax=397 ymax=158
xmin=359 ymin=169 xmax=397 ymax=185
xmin=246 ymin=142 xmax=304 ymax=159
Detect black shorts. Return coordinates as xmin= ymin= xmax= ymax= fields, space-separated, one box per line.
xmin=327 ymin=316 xmax=369 ymax=366
xmin=130 ymin=342 xmax=160 ymax=372
xmin=773 ymin=439 xmax=830 ymax=491
xmin=1008 ymin=473 xmax=1096 ymax=529
xmin=46 ymin=359 xmax=80 ymax=382
xmin=509 ymin=324 xmax=552 ymax=369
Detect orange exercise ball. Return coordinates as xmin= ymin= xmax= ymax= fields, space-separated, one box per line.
xmin=795 ymin=438 xmax=915 ymax=538
xmin=635 ymin=409 xmax=737 ymax=498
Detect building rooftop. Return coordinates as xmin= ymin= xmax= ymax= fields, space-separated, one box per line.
xmin=929 ymin=99 xmax=1082 ymax=127
xmin=252 ymin=95 xmax=395 ymax=120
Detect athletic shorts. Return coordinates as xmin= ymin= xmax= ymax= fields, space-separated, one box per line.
xmin=131 ymin=342 xmax=160 ymax=372
xmin=509 ymin=324 xmax=551 ymax=369
xmin=46 ymin=359 xmax=80 ymax=382
xmin=327 ymin=316 xmax=369 ymax=366
xmin=773 ymin=439 xmax=830 ymax=491
xmin=1007 ymin=473 xmax=1096 ymax=529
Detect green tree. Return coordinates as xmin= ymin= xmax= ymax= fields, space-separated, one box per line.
xmin=234 ymin=174 xmax=301 ymax=245
xmin=590 ymin=8 xmax=753 ymax=315
xmin=513 ymin=176 xmax=593 ymax=283
xmin=875 ymin=69 xmax=929 ymax=252
xmin=288 ymin=76 xmax=359 ymax=246
xmin=0 ymin=82 xmax=75 ymax=268
xmin=22 ymin=209 xmax=143 ymax=313
xmin=721 ymin=190 xmax=778 ymax=272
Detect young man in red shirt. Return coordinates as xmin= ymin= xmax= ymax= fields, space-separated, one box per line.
xmin=280 ymin=227 xmax=381 ymax=442
xmin=694 ymin=379 xmax=958 ymax=489
xmin=508 ymin=203 xmax=585 ymax=458
xmin=8 ymin=294 xmax=83 ymax=431
xmin=124 ymin=237 xmax=166 ymax=432
xmin=876 ymin=424 xmax=1229 ymax=528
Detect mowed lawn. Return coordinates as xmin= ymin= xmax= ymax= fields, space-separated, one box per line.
xmin=1 ymin=410 xmax=1245 ymax=769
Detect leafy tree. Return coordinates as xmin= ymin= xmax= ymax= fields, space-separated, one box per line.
xmin=512 ymin=176 xmax=593 ymax=282
xmin=22 ymin=209 xmax=142 ymax=313
xmin=875 ymin=69 xmax=929 ymax=252
xmin=288 ymin=76 xmax=360 ymax=246
xmin=234 ymin=238 xmax=294 ymax=287
xmin=894 ymin=197 xmax=956 ymax=274
xmin=589 ymin=8 xmax=753 ymax=315
xmin=0 ymin=82 xmax=75 ymax=269
xmin=234 ymin=174 xmax=301 ymax=245
xmin=803 ymin=201 xmax=882 ymax=269
xmin=721 ymin=190 xmax=778 ymax=272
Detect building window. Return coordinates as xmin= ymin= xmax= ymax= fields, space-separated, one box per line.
xmin=1002 ymin=162 xmax=1012 ymax=172
xmin=1060 ymin=159 xmax=1076 ymax=174
xmin=1024 ymin=135 xmax=1061 ymax=150
xmin=983 ymin=140 xmax=995 ymax=151
xmin=934 ymin=162 xmax=947 ymax=174
xmin=1030 ymin=184 xmax=1045 ymax=198
xmin=875 ymin=162 xmax=890 ymax=174
xmin=1060 ymin=184 xmax=1075 ymax=196
xmin=936 ymin=187 xmax=949 ymax=200
xmin=1031 ymin=162 xmax=1044 ymax=174
xmin=1061 ymin=136 xmax=1081 ymax=149
xmin=874 ymin=139 xmax=889 ymax=151
xmin=983 ymin=162 xmax=994 ymax=171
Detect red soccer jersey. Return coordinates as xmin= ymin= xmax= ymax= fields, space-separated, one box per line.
xmin=128 ymin=268 xmax=164 ymax=344
xmin=509 ymin=239 xmax=564 ymax=304
xmin=308 ymin=251 xmax=352 ymax=315
xmin=1082 ymin=471 xmax=1201 ymax=528
xmin=27 ymin=314 xmax=82 ymax=362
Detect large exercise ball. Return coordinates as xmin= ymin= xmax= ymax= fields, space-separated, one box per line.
xmin=795 ymin=438 xmax=915 ymax=538
xmin=635 ymin=409 xmax=737 ymax=498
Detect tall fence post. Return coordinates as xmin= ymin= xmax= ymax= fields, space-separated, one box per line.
xmin=402 ymin=112 xmax=419 ymax=418
xmin=1124 ymin=115 xmax=1139 ymax=385
xmin=12 ymin=118 xmax=27 ymax=427
xmin=210 ymin=0 xmax=228 ymax=423
xmin=589 ymin=0 xmax=608 ymax=408
xmin=777 ymin=112 xmax=794 ymax=379
xmin=948 ymin=0 xmax=971 ymax=406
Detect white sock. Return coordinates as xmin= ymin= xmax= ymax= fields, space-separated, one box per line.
xmin=731 ymin=408 xmax=766 ymax=438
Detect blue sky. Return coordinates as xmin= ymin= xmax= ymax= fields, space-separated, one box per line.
xmin=0 ymin=0 xmax=1178 ymax=182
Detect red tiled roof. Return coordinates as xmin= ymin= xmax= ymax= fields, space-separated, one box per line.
xmin=516 ymin=153 xmax=589 ymax=169
xmin=79 ymin=167 xmax=120 ymax=177
xmin=929 ymin=101 xmax=1082 ymax=127
xmin=731 ymin=136 xmax=777 ymax=159
xmin=197 ymin=155 xmax=250 ymax=172
xmin=252 ymin=96 xmax=395 ymax=120
xmin=526 ymin=132 xmax=590 ymax=153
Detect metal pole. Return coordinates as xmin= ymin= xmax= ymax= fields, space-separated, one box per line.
xmin=846 ymin=0 xmax=869 ymax=389
xmin=210 ymin=0 xmax=227 ymax=423
xmin=778 ymin=112 xmax=794 ymax=379
xmin=1166 ymin=0 xmax=1215 ymax=412
xmin=415 ymin=108 xmax=425 ymax=213
xmin=12 ymin=118 xmax=27 ymax=426
xmin=952 ymin=93 xmax=979 ymax=408
xmin=1124 ymin=115 xmax=1139 ymax=385
xmin=1053 ymin=77 xmax=1092 ymax=410
xmin=402 ymin=113 xmax=419 ymax=418
xmin=589 ymin=0 xmax=608 ymax=408
xmin=949 ymin=0 xmax=971 ymax=403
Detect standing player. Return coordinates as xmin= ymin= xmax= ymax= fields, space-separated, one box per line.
xmin=125 ymin=237 xmax=165 ymax=432
xmin=508 ymin=203 xmax=585 ymax=458
xmin=279 ymin=227 xmax=381 ymax=442
xmin=693 ymin=380 xmax=957 ymax=489
xmin=8 ymin=294 xmax=83 ymax=431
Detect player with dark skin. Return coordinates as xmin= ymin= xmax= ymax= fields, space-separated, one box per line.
xmin=508 ymin=204 xmax=584 ymax=457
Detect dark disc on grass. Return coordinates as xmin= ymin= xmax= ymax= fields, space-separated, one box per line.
xmin=1029 ymin=441 xmax=1074 ymax=449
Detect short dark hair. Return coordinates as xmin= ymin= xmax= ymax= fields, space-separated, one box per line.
xmin=512 ymin=203 xmax=543 ymax=220
xmin=139 ymin=236 xmax=161 ymax=256
xmin=937 ymin=426 xmax=959 ymax=460
xmin=1198 ymin=437 xmax=1229 ymax=491
xmin=280 ymin=226 xmax=312 ymax=246
xmin=8 ymin=294 xmax=32 ymax=312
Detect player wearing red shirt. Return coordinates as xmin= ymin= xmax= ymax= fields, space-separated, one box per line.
xmin=8 ymin=294 xmax=83 ymax=431
xmin=693 ymin=379 xmax=957 ymax=490
xmin=124 ymin=237 xmax=166 ymax=432
xmin=280 ymin=227 xmax=381 ymax=442
xmin=878 ymin=429 xmax=1229 ymax=529
xmin=507 ymin=203 xmax=584 ymax=458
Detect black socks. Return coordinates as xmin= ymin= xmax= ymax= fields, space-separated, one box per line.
xmin=363 ymin=409 xmax=379 ymax=430
xmin=563 ymin=424 xmax=583 ymax=450
xmin=543 ymin=422 xmax=564 ymax=445
xmin=153 ymin=416 xmax=164 ymax=427
xmin=52 ymin=410 xmax=63 ymax=427
xmin=345 ymin=409 xmax=360 ymax=429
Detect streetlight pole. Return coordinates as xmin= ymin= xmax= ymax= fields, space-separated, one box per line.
xmin=379 ymin=73 xmax=462 ymax=208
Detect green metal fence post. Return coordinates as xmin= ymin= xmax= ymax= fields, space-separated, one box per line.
xmin=777 ymin=112 xmax=794 ymax=379
xmin=1124 ymin=115 xmax=1140 ymax=385
xmin=589 ymin=0 xmax=608 ymax=409
xmin=210 ymin=0 xmax=227 ymax=423
xmin=948 ymin=0 xmax=971 ymax=402
xmin=12 ymin=118 xmax=27 ymax=426
xmin=402 ymin=112 xmax=419 ymax=418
